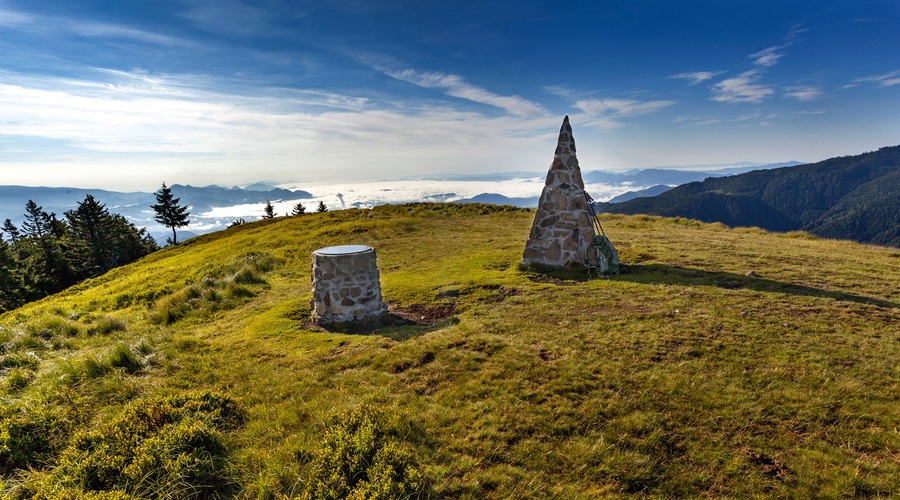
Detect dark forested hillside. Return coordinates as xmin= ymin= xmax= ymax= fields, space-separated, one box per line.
xmin=598 ymin=145 xmax=900 ymax=247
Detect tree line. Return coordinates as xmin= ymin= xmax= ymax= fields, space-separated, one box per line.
xmin=230 ymin=200 xmax=327 ymax=227
xmin=0 ymin=182 xmax=331 ymax=312
xmin=262 ymin=200 xmax=328 ymax=219
xmin=0 ymin=183 xmax=197 ymax=312
xmin=0 ymin=196 xmax=158 ymax=312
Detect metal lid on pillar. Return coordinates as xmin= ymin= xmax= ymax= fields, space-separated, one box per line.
xmin=313 ymin=245 xmax=372 ymax=256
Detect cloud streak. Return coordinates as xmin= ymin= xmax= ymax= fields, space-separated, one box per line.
xmin=0 ymin=5 xmax=30 ymax=25
xmin=707 ymin=30 xmax=799 ymax=105
xmin=670 ymin=71 xmax=725 ymax=85
xmin=386 ymin=69 xmax=546 ymax=117
xmin=751 ymin=46 xmax=786 ymax=67
xmin=0 ymin=4 xmax=190 ymax=47
xmin=0 ymin=69 xmax=562 ymax=190
xmin=784 ymin=86 xmax=822 ymax=101
xmin=710 ymin=70 xmax=774 ymax=103
xmin=573 ymin=97 xmax=674 ymax=129
xmin=851 ymin=70 xmax=900 ymax=87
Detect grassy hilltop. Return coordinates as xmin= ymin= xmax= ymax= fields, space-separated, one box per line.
xmin=1 ymin=203 xmax=898 ymax=498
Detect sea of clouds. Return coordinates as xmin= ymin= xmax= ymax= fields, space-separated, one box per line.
xmin=189 ymin=177 xmax=646 ymax=233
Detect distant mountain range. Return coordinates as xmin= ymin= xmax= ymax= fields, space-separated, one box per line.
xmin=5 ymin=156 xmax=886 ymax=247
xmin=606 ymin=185 xmax=673 ymax=204
xmin=446 ymin=162 xmax=799 ymax=208
xmin=597 ymin=146 xmax=900 ymax=248
xmin=583 ymin=162 xmax=801 ymax=186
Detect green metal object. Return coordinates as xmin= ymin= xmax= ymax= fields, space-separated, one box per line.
xmin=584 ymin=192 xmax=620 ymax=277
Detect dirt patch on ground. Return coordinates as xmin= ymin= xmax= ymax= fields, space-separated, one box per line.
xmin=526 ymin=275 xmax=587 ymax=286
xmin=387 ymin=303 xmax=456 ymax=325
xmin=305 ymin=302 xmax=456 ymax=335
xmin=746 ymin=451 xmax=790 ymax=479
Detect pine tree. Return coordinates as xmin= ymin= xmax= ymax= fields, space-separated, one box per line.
xmin=262 ymin=201 xmax=275 ymax=219
xmin=17 ymin=200 xmax=72 ymax=297
xmin=0 ymin=238 xmax=24 ymax=312
xmin=291 ymin=202 xmax=306 ymax=216
xmin=316 ymin=201 xmax=328 ymax=213
xmin=1 ymin=219 xmax=21 ymax=243
xmin=151 ymin=183 xmax=191 ymax=244
xmin=66 ymin=194 xmax=114 ymax=275
xmin=66 ymin=194 xmax=158 ymax=277
xmin=21 ymin=200 xmax=51 ymax=239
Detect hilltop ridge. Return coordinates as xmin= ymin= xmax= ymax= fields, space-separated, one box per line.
xmin=1 ymin=204 xmax=898 ymax=497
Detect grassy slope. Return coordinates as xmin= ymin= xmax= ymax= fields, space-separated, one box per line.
xmin=2 ymin=203 xmax=899 ymax=498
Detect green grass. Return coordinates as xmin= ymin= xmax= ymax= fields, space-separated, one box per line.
xmin=1 ymin=203 xmax=898 ymax=498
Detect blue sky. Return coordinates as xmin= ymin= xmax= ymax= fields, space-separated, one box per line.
xmin=1 ymin=0 xmax=898 ymax=190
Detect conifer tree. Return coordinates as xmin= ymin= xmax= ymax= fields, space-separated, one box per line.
xmin=316 ymin=201 xmax=328 ymax=213
xmin=66 ymin=194 xmax=158 ymax=277
xmin=0 ymin=237 xmax=23 ymax=312
xmin=262 ymin=201 xmax=275 ymax=219
xmin=1 ymin=219 xmax=21 ymax=243
xmin=151 ymin=183 xmax=191 ymax=244
xmin=66 ymin=194 xmax=114 ymax=274
xmin=21 ymin=200 xmax=52 ymax=239
xmin=18 ymin=200 xmax=72 ymax=297
xmin=291 ymin=202 xmax=306 ymax=216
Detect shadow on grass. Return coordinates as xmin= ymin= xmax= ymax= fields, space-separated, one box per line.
xmin=616 ymin=264 xmax=898 ymax=309
xmin=314 ymin=303 xmax=459 ymax=341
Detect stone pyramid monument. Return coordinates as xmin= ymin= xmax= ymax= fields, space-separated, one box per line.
xmin=522 ymin=116 xmax=596 ymax=268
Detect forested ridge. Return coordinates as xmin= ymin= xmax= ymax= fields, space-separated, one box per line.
xmin=598 ymin=145 xmax=900 ymax=247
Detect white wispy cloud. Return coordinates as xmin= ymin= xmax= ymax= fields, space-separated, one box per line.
xmin=732 ymin=113 xmax=761 ymax=122
xmin=179 ymin=0 xmax=287 ymax=37
xmin=851 ymin=70 xmax=900 ymax=87
xmin=575 ymin=98 xmax=673 ymax=117
xmin=386 ymin=69 xmax=546 ymax=117
xmin=751 ymin=45 xmax=786 ymax=67
xmin=0 ymin=3 xmax=190 ymax=47
xmin=573 ymin=97 xmax=674 ymax=129
xmin=669 ymin=71 xmax=725 ymax=85
xmin=672 ymin=115 xmax=721 ymax=126
xmin=73 ymin=21 xmax=189 ymax=46
xmin=786 ymin=25 xmax=809 ymax=40
xmin=784 ymin=86 xmax=822 ymax=101
xmin=0 ymin=70 xmax=561 ymax=190
xmin=0 ymin=5 xmax=30 ymax=25
xmin=710 ymin=70 xmax=774 ymax=103
xmin=707 ymin=29 xmax=800 ymax=105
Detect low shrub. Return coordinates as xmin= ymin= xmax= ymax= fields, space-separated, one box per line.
xmin=150 ymin=286 xmax=202 ymax=325
xmin=26 ymin=317 xmax=79 ymax=340
xmin=12 ymin=334 xmax=46 ymax=351
xmin=149 ymin=253 xmax=273 ymax=325
xmin=108 ymin=344 xmax=142 ymax=375
xmin=0 ymin=352 xmax=40 ymax=372
xmin=0 ymin=400 xmax=80 ymax=472
xmin=49 ymin=392 xmax=245 ymax=496
xmin=233 ymin=266 xmax=265 ymax=285
xmin=80 ymin=355 xmax=112 ymax=379
xmin=3 ymin=368 xmax=33 ymax=393
xmin=301 ymin=403 xmax=425 ymax=500
xmin=224 ymin=282 xmax=254 ymax=300
xmin=86 ymin=316 xmax=127 ymax=336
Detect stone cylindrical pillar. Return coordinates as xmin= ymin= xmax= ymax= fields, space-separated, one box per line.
xmin=311 ymin=245 xmax=386 ymax=325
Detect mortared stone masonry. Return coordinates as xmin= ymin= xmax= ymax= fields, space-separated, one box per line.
xmin=522 ymin=116 xmax=595 ymax=268
xmin=311 ymin=245 xmax=386 ymax=325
